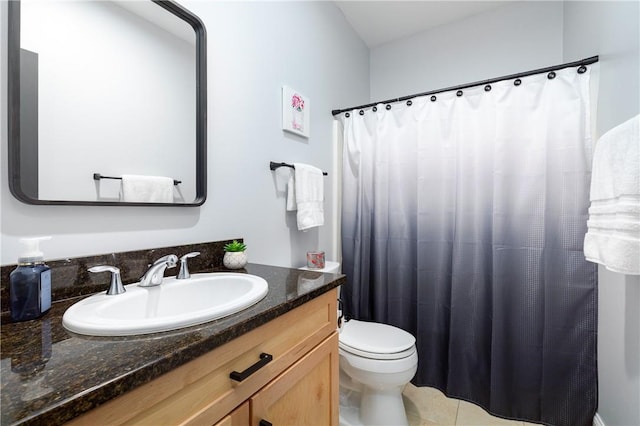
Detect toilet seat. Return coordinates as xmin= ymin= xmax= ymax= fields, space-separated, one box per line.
xmin=339 ymin=319 xmax=416 ymax=360
xmin=340 ymin=342 xmax=416 ymax=360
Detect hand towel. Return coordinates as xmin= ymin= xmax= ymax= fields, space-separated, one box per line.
xmin=121 ymin=174 xmax=174 ymax=203
xmin=584 ymin=114 xmax=640 ymax=275
xmin=286 ymin=174 xmax=297 ymax=211
xmin=292 ymin=163 xmax=324 ymax=230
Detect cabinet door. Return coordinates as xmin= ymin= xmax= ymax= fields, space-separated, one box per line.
xmin=251 ymin=332 xmax=339 ymax=426
xmin=214 ymin=402 xmax=250 ymax=426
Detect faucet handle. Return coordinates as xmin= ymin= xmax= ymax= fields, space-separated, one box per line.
xmin=181 ymin=251 xmax=201 ymax=259
xmin=177 ymin=252 xmax=201 ymax=280
xmin=88 ymin=265 xmax=125 ymax=295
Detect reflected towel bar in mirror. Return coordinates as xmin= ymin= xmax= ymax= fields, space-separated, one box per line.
xmin=269 ymin=161 xmax=328 ymax=176
xmin=93 ymin=173 xmax=182 ymax=186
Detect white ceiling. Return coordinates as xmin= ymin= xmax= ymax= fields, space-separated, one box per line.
xmin=335 ymin=1 xmax=515 ymax=48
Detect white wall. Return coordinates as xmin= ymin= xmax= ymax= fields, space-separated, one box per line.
xmin=369 ymin=1 xmax=564 ymax=102
xmin=563 ymin=2 xmax=640 ymax=425
xmin=0 ymin=1 xmax=369 ymax=267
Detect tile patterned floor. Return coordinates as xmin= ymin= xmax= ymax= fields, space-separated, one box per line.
xmin=403 ymin=384 xmax=541 ymax=426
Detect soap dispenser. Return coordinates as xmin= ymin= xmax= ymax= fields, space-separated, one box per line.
xmin=10 ymin=237 xmax=52 ymax=322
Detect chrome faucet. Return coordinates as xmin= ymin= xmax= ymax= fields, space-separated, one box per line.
xmin=139 ymin=255 xmax=178 ymax=287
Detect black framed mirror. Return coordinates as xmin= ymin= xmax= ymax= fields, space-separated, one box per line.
xmin=7 ymin=0 xmax=207 ymax=206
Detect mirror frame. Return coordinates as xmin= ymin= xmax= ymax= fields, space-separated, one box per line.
xmin=7 ymin=0 xmax=207 ymax=206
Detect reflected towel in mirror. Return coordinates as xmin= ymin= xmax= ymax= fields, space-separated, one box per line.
xmin=121 ymin=174 xmax=174 ymax=203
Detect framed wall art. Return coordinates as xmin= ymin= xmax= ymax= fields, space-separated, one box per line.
xmin=282 ymin=86 xmax=310 ymax=138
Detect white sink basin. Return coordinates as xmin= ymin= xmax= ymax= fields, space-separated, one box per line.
xmin=62 ymin=273 xmax=269 ymax=336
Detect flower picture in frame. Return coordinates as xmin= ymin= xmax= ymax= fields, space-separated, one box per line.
xmin=282 ymin=86 xmax=310 ymax=138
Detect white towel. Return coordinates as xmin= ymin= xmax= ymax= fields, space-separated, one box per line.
xmin=286 ymin=174 xmax=297 ymax=211
xmin=121 ymin=174 xmax=174 ymax=203
xmin=584 ymin=115 xmax=640 ymax=275
xmin=291 ymin=163 xmax=324 ymax=230
xmin=590 ymin=115 xmax=640 ymax=201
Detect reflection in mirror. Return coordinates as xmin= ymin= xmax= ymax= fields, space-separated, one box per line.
xmin=8 ymin=0 xmax=207 ymax=206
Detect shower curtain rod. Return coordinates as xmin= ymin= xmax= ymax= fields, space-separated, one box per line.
xmin=331 ymin=55 xmax=599 ymax=116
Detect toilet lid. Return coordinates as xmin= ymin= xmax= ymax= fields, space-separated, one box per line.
xmin=339 ymin=319 xmax=416 ymax=356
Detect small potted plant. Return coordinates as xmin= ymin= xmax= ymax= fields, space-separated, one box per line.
xmin=223 ymin=240 xmax=247 ymax=269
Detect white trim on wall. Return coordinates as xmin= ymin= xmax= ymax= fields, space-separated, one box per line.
xmin=331 ymin=120 xmax=343 ymax=266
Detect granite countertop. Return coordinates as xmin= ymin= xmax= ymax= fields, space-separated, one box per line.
xmin=0 ymin=263 xmax=345 ymax=425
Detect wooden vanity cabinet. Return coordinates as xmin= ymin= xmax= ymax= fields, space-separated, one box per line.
xmin=214 ymin=402 xmax=249 ymax=426
xmin=68 ymin=289 xmax=338 ymax=426
xmin=250 ymin=333 xmax=338 ymax=426
xmin=215 ymin=333 xmax=338 ymax=426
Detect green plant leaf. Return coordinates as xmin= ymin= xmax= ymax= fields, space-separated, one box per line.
xmin=224 ymin=240 xmax=247 ymax=252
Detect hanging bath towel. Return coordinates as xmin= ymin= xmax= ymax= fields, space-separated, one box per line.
xmin=584 ymin=114 xmax=640 ymax=275
xmin=291 ymin=163 xmax=324 ymax=231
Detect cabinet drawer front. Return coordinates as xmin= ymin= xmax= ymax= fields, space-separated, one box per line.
xmin=214 ymin=401 xmax=249 ymax=426
xmin=68 ymin=289 xmax=337 ymax=426
xmin=252 ymin=333 xmax=340 ymax=426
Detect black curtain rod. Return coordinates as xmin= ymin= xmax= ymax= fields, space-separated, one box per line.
xmin=331 ymin=55 xmax=599 ymax=116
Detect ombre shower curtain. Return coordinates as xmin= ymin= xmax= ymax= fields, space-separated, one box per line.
xmin=339 ymin=66 xmax=597 ymax=426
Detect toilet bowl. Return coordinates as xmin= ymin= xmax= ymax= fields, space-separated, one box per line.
xmin=338 ymin=319 xmax=417 ymax=426
xmin=297 ymin=261 xmax=418 ymax=426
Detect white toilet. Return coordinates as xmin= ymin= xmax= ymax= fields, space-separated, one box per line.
xmin=299 ymin=262 xmax=418 ymax=426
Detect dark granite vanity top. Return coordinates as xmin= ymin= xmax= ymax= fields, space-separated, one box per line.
xmin=0 ymin=263 xmax=345 ymax=425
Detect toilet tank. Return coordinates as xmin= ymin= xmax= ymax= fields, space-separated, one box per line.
xmin=298 ymin=261 xmax=341 ymax=273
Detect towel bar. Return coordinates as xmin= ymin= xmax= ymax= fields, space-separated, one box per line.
xmin=269 ymin=161 xmax=328 ymax=176
xmin=93 ymin=173 xmax=181 ymax=185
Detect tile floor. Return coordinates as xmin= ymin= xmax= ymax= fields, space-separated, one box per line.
xmin=403 ymin=384 xmax=541 ymax=426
